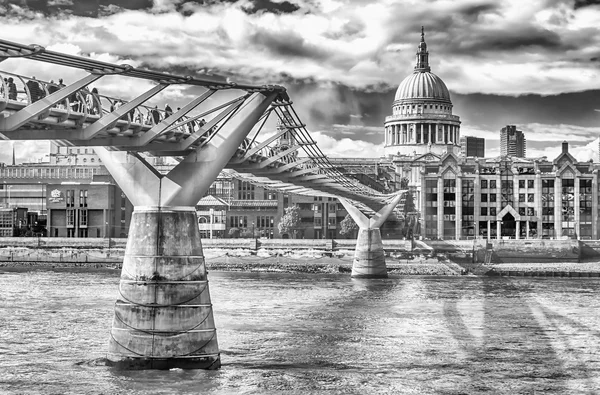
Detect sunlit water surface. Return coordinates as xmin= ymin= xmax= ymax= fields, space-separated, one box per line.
xmin=1 ymin=269 xmax=600 ymax=394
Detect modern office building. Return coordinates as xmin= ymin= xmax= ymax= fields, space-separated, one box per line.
xmin=460 ymin=136 xmax=485 ymax=157
xmin=500 ymin=125 xmax=526 ymax=158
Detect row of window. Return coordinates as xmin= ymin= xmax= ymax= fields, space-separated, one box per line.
xmin=66 ymin=190 xmax=88 ymax=208
xmin=0 ymin=167 xmax=101 ymax=179
xmin=66 ymin=209 xmax=87 ymax=227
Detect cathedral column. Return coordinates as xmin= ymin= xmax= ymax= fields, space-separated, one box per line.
xmin=384 ymin=126 xmax=388 ymax=146
xmin=399 ymin=125 xmax=402 ymax=145
xmin=428 ymin=124 xmax=432 ymax=144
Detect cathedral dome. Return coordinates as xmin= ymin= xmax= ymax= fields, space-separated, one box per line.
xmin=394 ymin=71 xmax=450 ymax=103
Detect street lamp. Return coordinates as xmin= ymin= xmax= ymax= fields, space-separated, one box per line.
xmin=106 ymin=221 xmax=111 ymax=248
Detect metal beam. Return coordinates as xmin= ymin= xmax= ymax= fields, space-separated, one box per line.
xmin=136 ymin=89 xmax=215 ymax=146
xmin=257 ymin=145 xmax=302 ymax=169
xmin=177 ymin=96 xmax=247 ymax=150
xmin=231 ymin=127 xmax=289 ymax=163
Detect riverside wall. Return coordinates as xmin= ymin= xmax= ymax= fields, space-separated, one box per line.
xmin=1 ymin=237 xmax=600 ymax=265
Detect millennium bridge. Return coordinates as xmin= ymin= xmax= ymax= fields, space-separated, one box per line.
xmin=0 ymin=39 xmax=406 ymax=370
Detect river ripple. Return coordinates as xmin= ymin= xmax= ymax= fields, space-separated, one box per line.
xmin=1 ymin=270 xmax=599 ymax=394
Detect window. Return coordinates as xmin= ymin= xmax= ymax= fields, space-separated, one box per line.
xmin=66 ymin=209 xmax=75 ymax=227
xmin=519 ymin=180 xmax=525 ymax=189
xmin=79 ymin=209 xmax=88 ymax=226
xmin=490 ymin=194 xmax=496 ymax=203
xmin=490 ymin=207 xmax=496 ymax=216
xmin=527 ymin=180 xmax=534 ymax=189
xmin=480 ymin=207 xmax=487 ymax=216
xmin=481 ymin=179 xmax=488 ymax=189
xmin=314 ymin=217 xmax=322 ymax=227
xmin=66 ymin=189 xmax=75 ymax=208
xmin=490 ymin=180 xmax=496 ymax=189
xmin=238 ymin=181 xmax=255 ymax=200
xmin=519 ymin=194 xmax=525 ymax=202
xmin=527 ymin=194 xmax=534 ymax=202
xmin=481 ymin=194 xmax=487 ymax=203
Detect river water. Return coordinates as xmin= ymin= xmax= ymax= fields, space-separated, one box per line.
xmin=1 ymin=269 xmax=600 ymax=394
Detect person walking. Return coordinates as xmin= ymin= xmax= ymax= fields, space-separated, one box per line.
xmin=164 ymin=104 xmax=173 ymax=118
xmin=151 ymin=106 xmax=160 ymax=124
xmin=7 ymin=78 xmax=17 ymax=100
xmin=26 ymin=77 xmax=42 ymax=103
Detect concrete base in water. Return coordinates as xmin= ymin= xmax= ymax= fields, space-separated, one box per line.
xmin=351 ymin=228 xmax=388 ymax=278
xmin=107 ymin=207 xmax=220 ymax=370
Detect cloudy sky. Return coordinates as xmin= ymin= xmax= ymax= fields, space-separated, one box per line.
xmin=1 ymin=0 xmax=600 ymax=163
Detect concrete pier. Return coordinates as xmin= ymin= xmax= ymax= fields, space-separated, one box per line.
xmin=352 ymin=228 xmax=387 ymax=278
xmin=107 ymin=207 xmax=220 ymax=370
xmin=339 ymin=193 xmax=405 ymax=278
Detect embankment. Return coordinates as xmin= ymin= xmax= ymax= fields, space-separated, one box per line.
xmin=2 ymin=237 xmax=600 ymax=276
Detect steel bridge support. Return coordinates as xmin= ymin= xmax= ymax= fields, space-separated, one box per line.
xmin=339 ymin=194 xmax=405 ymax=278
xmin=96 ymin=92 xmax=277 ymax=370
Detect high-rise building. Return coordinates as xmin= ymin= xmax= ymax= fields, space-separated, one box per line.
xmin=500 ymin=125 xmax=526 ymax=157
xmin=460 ymin=136 xmax=485 ymax=157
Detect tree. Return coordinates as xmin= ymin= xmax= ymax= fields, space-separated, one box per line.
xmin=403 ymin=191 xmax=415 ymax=214
xmin=339 ymin=214 xmax=358 ymax=238
xmin=228 ymin=227 xmax=240 ymax=238
xmin=401 ymin=191 xmax=418 ymax=239
xmin=278 ymin=205 xmax=301 ymax=238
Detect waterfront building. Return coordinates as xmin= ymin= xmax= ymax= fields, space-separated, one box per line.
xmin=500 ymin=125 xmax=526 ymax=158
xmin=460 ymin=136 xmax=485 ymax=158
xmin=421 ymin=141 xmax=599 ymax=240
xmin=0 ymin=157 xmax=133 ymax=238
xmin=46 ymin=181 xmax=129 ymax=238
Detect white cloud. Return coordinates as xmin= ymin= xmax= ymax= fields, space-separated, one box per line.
xmin=1 ymin=0 xmax=598 ymax=95
xmin=310 ymin=130 xmax=384 ymax=158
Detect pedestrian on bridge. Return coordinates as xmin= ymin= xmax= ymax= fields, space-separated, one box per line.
xmin=165 ymin=104 xmax=173 ymax=118
xmin=8 ymin=78 xmax=17 ymax=100
xmin=151 ymin=106 xmax=160 ymax=124
xmin=26 ymin=77 xmax=42 ymax=103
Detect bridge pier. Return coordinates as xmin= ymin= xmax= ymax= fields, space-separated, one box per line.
xmin=107 ymin=206 xmax=219 ymax=369
xmin=95 ymin=91 xmax=277 ymax=369
xmin=340 ymin=194 xmax=405 ymax=278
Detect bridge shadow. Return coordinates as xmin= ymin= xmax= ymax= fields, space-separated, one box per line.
xmin=439 ymin=277 xmax=598 ymax=393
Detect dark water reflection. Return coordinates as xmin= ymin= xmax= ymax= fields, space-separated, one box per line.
xmin=1 ymin=270 xmax=599 ymax=394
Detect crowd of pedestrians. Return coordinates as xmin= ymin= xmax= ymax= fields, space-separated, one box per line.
xmin=1 ymin=74 xmax=205 ymax=136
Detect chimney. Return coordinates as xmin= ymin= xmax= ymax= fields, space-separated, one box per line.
xmin=562 ymin=141 xmax=568 ymax=154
